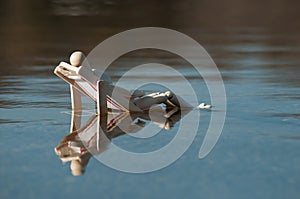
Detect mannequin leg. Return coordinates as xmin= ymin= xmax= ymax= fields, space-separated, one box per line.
xmin=134 ymin=93 xmax=168 ymax=110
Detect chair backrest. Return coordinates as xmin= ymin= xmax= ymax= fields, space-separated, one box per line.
xmin=54 ymin=62 xmax=98 ymax=101
xmin=54 ymin=62 xmax=134 ymax=112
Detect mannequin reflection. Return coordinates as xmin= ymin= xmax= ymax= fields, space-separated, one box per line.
xmin=54 ymin=106 xmax=191 ymax=176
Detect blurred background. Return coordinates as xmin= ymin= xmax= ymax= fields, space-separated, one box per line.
xmin=0 ymin=1 xmax=300 ymax=199
xmin=1 ymin=0 xmax=300 ymax=71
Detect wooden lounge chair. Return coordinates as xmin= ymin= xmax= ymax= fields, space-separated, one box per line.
xmin=54 ymin=61 xmax=142 ymax=115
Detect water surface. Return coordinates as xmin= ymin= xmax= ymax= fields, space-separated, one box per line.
xmin=1 ymin=1 xmax=300 ymax=199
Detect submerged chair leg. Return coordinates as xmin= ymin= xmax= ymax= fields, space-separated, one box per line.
xmin=97 ymin=80 xmax=108 ymax=116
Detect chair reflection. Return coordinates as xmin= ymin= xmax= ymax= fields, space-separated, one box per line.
xmin=55 ymin=106 xmax=191 ymax=176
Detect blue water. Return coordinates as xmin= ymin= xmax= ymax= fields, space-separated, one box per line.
xmin=1 ymin=44 xmax=300 ymax=198
xmin=1 ymin=1 xmax=300 ymax=198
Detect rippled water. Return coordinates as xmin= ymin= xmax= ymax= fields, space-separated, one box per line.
xmin=1 ymin=1 xmax=300 ymax=199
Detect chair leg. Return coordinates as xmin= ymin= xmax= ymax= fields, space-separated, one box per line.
xmin=97 ymin=80 xmax=108 ymax=116
xmin=70 ymin=85 xmax=82 ymax=131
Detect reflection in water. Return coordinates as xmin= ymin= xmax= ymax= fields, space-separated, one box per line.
xmin=55 ymin=106 xmax=190 ymax=176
